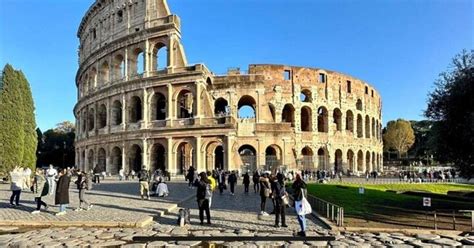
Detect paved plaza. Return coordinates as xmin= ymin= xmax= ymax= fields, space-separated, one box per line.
xmin=1 ymin=179 xmax=473 ymax=247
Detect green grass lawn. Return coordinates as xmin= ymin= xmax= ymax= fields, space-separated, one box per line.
xmin=306 ymin=183 xmax=474 ymax=217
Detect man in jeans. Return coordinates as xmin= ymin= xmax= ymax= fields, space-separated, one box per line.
xmin=138 ymin=167 xmax=150 ymax=200
xmin=46 ymin=164 xmax=58 ymax=195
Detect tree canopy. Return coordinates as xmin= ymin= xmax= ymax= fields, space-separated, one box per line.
xmin=425 ymin=49 xmax=474 ymax=178
xmin=383 ymin=119 xmax=415 ymax=158
xmin=36 ymin=122 xmax=75 ymax=169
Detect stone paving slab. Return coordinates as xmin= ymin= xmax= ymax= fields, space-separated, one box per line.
xmin=0 ymin=179 xmax=193 ymax=227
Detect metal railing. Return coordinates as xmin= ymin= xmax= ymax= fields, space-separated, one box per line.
xmin=306 ymin=194 xmax=344 ymax=226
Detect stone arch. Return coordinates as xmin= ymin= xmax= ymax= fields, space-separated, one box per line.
xmin=129 ymin=96 xmax=143 ymax=123
xmin=177 ymin=89 xmax=194 ymax=119
xmin=317 ymin=106 xmax=329 ymax=133
xmin=268 ymin=103 xmax=276 ymax=122
xmin=88 ymin=108 xmax=95 ymax=131
xmin=152 ymin=43 xmax=168 ymax=71
xmin=111 ymin=100 xmax=123 ymax=125
xmin=97 ymin=148 xmax=106 ymax=172
xmin=100 ymin=61 xmax=110 ymax=85
xmin=366 ymin=151 xmax=371 ymax=172
xmin=372 ymin=151 xmax=376 ymax=172
xmin=265 ymin=144 xmax=282 ymax=171
xmin=357 ymin=114 xmax=363 ymax=138
xmin=150 ymin=143 xmax=166 ymax=173
xmin=81 ymin=150 xmax=86 ymax=171
xmin=347 ymin=149 xmax=355 ymax=172
xmin=131 ymin=47 xmax=145 ymax=75
xmin=301 ymin=146 xmax=314 ymax=169
xmin=300 ymin=88 xmax=312 ymax=102
xmin=317 ymin=148 xmax=328 ymax=170
xmin=333 ymin=108 xmax=342 ymax=131
xmin=346 ymin=110 xmax=354 ymax=132
xmin=129 ymin=144 xmax=143 ymax=173
xmin=214 ymin=97 xmax=228 ymax=115
xmin=176 ymin=141 xmax=193 ymax=175
xmin=237 ymin=95 xmax=256 ymax=118
xmin=365 ymin=115 xmax=370 ymax=138
xmin=301 ymin=106 xmax=312 ymax=131
xmin=109 ymin=146 xmax=122 ymax=175
xmin=113 ymin=54 xmax=125 ymax=80
xmin=98 ymin=104 xmax=107 ymax=129
xmin=356 ymin=99 xmax=363 ymax=111
xmin=282 ymin=104 xmax=295 ymax=127
xmin=239 ymin=144 xmax=257 ymax=172
xmin=83 ymin=73 xmax=89 ymax=95
xmin=87 ymin=149 xmax=94 ymax=173
xmin=89 ymin=67 xmax=97 ymax=90
xmin=357 ymin=150 xmax=363 ymax=172
xmin=214 ymin=145 xmax=224 ymax=171
xmin=372 ymin=117 xmax=376 ymax=138
xmin=335 ymin=149 xmax=343 ymax=172
xmin=151 ymin=92 xmax=167 ymax=120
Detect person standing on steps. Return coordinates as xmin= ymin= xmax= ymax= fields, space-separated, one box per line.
xmin=31 ymin=168 xmax=49 ymax=214
xmin=243 ymin=172 xmax=250 ymax=194
xmin=195 ymin=172 xmax=212 ymax=225
xmin=228 ymin=171 xmax=237 ymax=195
xmin=292 ymin=173 xmax=307 ymax=237
xmin=271 ymin=173 xmax=287 ymax=228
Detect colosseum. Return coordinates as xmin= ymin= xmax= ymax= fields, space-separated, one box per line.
xmin=74 ymin=0 xmax=383 ymax=176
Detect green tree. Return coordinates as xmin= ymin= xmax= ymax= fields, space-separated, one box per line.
xmin=383 ymin=119 xmax=415 ymax=158
xmin=36 ymin=122 xmax=75 ymax=168
xmin=425 ymin=50 xmax=474 ymax=178
xmin=18 ymin=67 xmax=37 ymax=168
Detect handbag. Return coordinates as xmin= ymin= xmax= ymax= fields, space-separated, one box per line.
xmin=281 ymin=194 xmax=289 ymax=206
xmin=295 ymin=194 xmax=312 ymax=215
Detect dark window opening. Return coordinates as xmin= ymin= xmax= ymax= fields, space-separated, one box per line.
xmin=92 ymin=29 xmax=96 ymax=39
xmin=371 ymin=89 xmax=374 ymax=97
xmin=347 ymin=80 xmax=351 ymax=93
xmin=117 ymin=10 xmax=123 ymax=23
xmin=283 ymin=70 xmax=291 ymax=81
xmin=365 ymin=86 xmax=368 ymax=94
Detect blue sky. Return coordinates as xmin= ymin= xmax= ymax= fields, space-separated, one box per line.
xmin=0 ymin=0 xmax=472 ymax=131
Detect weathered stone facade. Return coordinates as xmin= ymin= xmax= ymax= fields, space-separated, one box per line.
xmin=74 ymin=0 xmax=383 ymax=175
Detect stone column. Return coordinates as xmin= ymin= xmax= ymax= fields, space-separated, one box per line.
xmin=107 ymin=97 xmax=112 ymax=133
xmin=143 ymin=138 xmax=149 ymax=170
xmin=166 ymin=83 xmax=173 ymax=127
xmin=144 ymin=39 xmax=150 ymax=77
xmin=195 ymin=81 xmax=202 ymax=121
xmin=167 ymin=137 xmax=175 ymax=175
xmin=195 ymin=136 xmax=202 ymax=171
xmin=124 ymin=47 xmax=129 ymax=80
xmin=256 ymin=89 xmax=265 ymax=122
xmin=225 ymin=135 xmax=234 ymax=171
xmin=122 ymin=143 xmax=127 ymax=173
xmin=122 ymin=94 xmax=127 ymax=131
xmin=143 ymin=88 xmax=149 ymax=128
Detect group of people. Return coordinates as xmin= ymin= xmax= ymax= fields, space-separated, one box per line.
xmin=398 ymin=169 xmax=456 ymax=183
xmin=136 ymin=168 xmax=169 ymax=200
xmin=187 ymin=166 xmax=309 ymax=237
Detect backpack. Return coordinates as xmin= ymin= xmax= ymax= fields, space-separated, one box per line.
xmin=86 ymin=176 xmax=93 ymax=190
xmin=205 ymin=184 xmax=212 ymax=199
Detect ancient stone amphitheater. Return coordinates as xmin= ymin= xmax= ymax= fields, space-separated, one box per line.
xmin=74 ymin=0 xmax=383 ymax=176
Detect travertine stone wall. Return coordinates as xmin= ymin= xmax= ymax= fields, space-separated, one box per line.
xmin=74 ymin=0 xmax=383 ymax=175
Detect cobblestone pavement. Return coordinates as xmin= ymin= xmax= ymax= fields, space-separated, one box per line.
xmin=0 ymin=179 xmax=193 ymax=226
xmin=1 ymin=182 xmax=473 ymax=247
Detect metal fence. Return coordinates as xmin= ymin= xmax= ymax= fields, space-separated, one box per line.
xmin=306 ymin=194 xmax=344 ymax=226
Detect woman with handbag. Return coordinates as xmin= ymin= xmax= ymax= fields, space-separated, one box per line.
xmin=292 ymin=173 xmax=308 ymax=237
xmin=259 ymin=172 xmax=271 ymax=215
xmin=271 ymin=173 xmax=288 ymax=227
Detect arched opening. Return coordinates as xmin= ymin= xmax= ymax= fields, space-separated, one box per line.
xmin=356 ymin=99 xmax=363 ymax=111
xmin=151 ymin=92 xmax=167 ymax=120
xmin=113 ymin=54 xmax=125 ymax=80
xmin=301 ymin=106 xmax=312 ymax=131
xmin=237 ymin=95 xmax=256 ymax=118
xmin=177 ymin=89 xmax=194 ymax=119
xmin=81 ymin=112 xmax=87 ymax=132
xmin=366 ymin=151 xmax=371 ymax=172
xmin=98 ymin=104 xmax=107 ymax=129
xmin=376 ymin=120 xmax=380 ymax=140
xmin=301 ymin=146 xmax=314 ymax=169
xmin=300 ymin=89 xmax=312 ymax=102
xmin=129 ymin=96 xmax=143 ymax=123
xmin=372 ymin=117 xmax=376 ymax=138
xmin=82 ymin=150 xmax=86 ymax=171
xmin=239 ymin=145 xmax=257 ymax=172
xmin=317 ymin=148 xmax=328 ymax=170
xmin=372 ymin=151 xmax=376 ymax=171
xmin=357 ymin=114 xmax=363 ymax=138
xmin=131 ymin=48 xmax=145 ymax=75
xmin=110 ymin=147 xmax=122 ymax=175
xmin=365 ymin=115 xmax=370 ymax=138
xmin=357 ymin=150 xmax=363 ymax=172
xmin=333 ymin=108 xmax=342 ymax=131
xmin=282 ymin=104 xmax=295 ymax=127
xmin=265 ymin=145 xmax=281 ymax=171
xmin=87 ymin=150 xmax=94 ymax=172
xmin=177 ymin=142 xmax=193 ymax=175
xmin=83 ymin=74 xmax=88 ymax=95
xmin=111 ymin=100 xmax=122 ymax=125
xmin=88 ymin=108 xmax=95 ymax=131
xmin=89 ymin=68 xmax=97 ymax=90
xmin=335 ymin=149 xmax=343 ymax=172
xmin=151 ymin=143 xmax=166 ymax=172
xmin=129 ymin=144 xmax=142 ymax=173
xmin=346 ymin=110 xmax=354 ymax=132
xmin=347 ymin=150 xmax=355 ymax=172
xmin=317 ymin=107 xmax=329 ymax=133
xmin=214 ymin=146 xmax=224 ymax=170
xmin=97 ymin=148 xmax=106 ymax=172
xmin=268 ymin=104 xmax=276 ymax=122
xmin=214 ymin=98 xmax=228 ymax=124
xmin=100 ymin=61 xmax=110 ymax=85
xmin=152 ymin=43 xmax=168 ymax=71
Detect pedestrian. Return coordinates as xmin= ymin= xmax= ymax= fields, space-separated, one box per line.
xmin=218 ymin=170 xmax=226 ymax=194
xmin=259 ymin=172 xmax=271 ymax=216
xmin=243 ymin=172 xmax=250 ymax=193
xmin=138 ymin=167 xmax=150 ymax=200
xmin=206 ymin=171 xmax=216 ymax=207
xmin=252 ymin=171 xmax=260 ymax=193
xmin=195 ymin=172 xmax=212 ymax=225
xmin=187 ymin=166 xmax=195 ymax=188
xmin=292 ymin=173 xmax=307 ymax=237
xmin=271 ymin=173 xmax=287 ymax=228
xmin=9 ymin=167 xmax=23 ymax=207
xmin=93 ymin=165 xmax=101 ymax=184
xmin=55 ymin=168 xmax=71 ymax=216
xmin=46 ymin=164 xmax=58 ymax=195
xmin=119 ymin=168 xmax=124 ymax=181
xmin=31 ymin=168 xmax=49 ymax=214
xmin=75 ymin=171 xmax=92 ymax=211
xmin=228 ymin=171 xmax=237 ymax=195
xmin=131 ymin=170 xmax=136 ymax=180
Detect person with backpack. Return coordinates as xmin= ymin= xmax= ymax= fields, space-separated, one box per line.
xmin=31 ymin=168 xmax=48 ymax=214
xmin=271 ymin=173 xmax=287 ymax=228
xmin=252 ymin=171 xmax=260 ymax=193
xmin=138 ymin=167 xmax=150 ymax=200
xmin=228 ymin=171 xmax=237 ymax=196
xmin=75 ymin=171 xmax=92 ymax=211
xmin=243 ymin=172 xmax=250 ymax=193
xmin=195 ymin=172 xmax=211 ymax=225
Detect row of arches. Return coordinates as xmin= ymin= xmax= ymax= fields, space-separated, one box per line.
xmin=79 ymin=43 xmax=168 ymax=97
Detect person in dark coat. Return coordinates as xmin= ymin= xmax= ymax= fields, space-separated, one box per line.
xmin=187 ymin=166 xmax=195 ymax=188
xmin=195 ymin=172 xmax=211 ymax=225
xmin=252 ymin=171 xmax=260 ymax=193
xmin=55 ymin=169 xmax=71 ymax=216
xmin=217 ymin=171 xmax=226 ymax=194
xmin=228 ymin=171 xmax=237 ymax=195
xmin=243 ymin=172 xmax=250 ymax=193
xmin=271 ymin=173 xmax=287 ymax=227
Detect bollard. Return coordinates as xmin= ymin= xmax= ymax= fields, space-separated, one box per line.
xmin=452 ymin=210 xmax=456 ymax=230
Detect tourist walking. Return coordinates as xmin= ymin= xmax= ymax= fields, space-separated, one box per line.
xmin=119 ymin=168 xmax=125 ymax=181
xmin=187 ymin=166 xmax=195 ymax=188
xmin=138 ymin=168 xmax=150 ymax=200
xmin=228 ymin=171 xmax=237 ymax=195
xmin=271 ymin=173 xmax=287 ymax=227
xmin=55 ymin=169 xmax=71 ymax=216
xmin=292 ymin=173 xmax=307 ymax=236
xmin=9 ymin=167 xmax=23 ymax=207
xmin=93 ymin=165 xmax=101 ymax=184
xmin=207 ymin=171 xmax=216 ymax=207
xmin=31 ymin=168 xmax=48 ymax=214
xmin=75 ymin=171 xmax=92 ymax=211
xmin=195 ymin=172 xmax=211 ymax=225
xmin=252 ymin=171 xmax=260 ymax=193
xmin=218 ymin=170 xmax=226 ymax=194
xmin=243 ymin=172 xmax=250 ymax=193
xmin=259 ymin=172 xmax=271 ymax=215
xmin=46 ymin=164 xmax=58 ymax=195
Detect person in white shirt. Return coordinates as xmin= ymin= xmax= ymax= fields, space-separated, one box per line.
xmin=46 ymin=164 xmax=58 ymax=195
xmin=119 ymin=168 xmax=124 ymax=181
xmin=156 ymin=182 xmax=169 ymax=197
